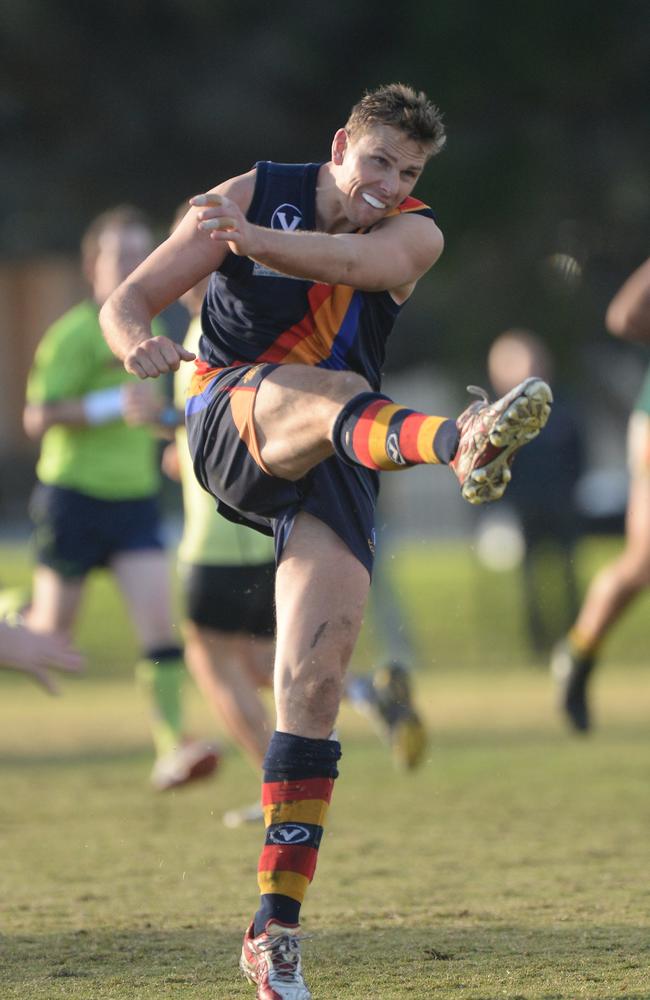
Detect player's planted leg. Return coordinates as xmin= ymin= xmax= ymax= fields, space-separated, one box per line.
xmin=241 ymin=919 xmax=312 ymax=1000
xmin=241 ymin=515 xmax=368 ymax=999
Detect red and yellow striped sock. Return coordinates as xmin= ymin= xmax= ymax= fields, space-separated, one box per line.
xmin=254 ymin=731 xmax=340 ymax=934
xmin=257 ymin=777 xmax=334 ymax=917
xmin=332 ymin=391 xmax=459 ymax=470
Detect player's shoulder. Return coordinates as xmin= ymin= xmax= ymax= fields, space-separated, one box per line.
xmin=374 ymin=195 xmax=439 ymax=239
xmin=377 ymin=198 xmax=443 ymax=259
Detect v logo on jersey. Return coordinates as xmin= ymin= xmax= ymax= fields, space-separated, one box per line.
xmin=268 ymin=824 xmax=311 ymax=845
xmin=271 ymin=203 xmax=302 ymax=232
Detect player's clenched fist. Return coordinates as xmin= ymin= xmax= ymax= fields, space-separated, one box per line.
xmin=125 ymin=335 xmax=195 ymax=379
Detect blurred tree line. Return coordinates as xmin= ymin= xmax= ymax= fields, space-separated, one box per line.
xmin=1 ymin=0 xmax=648 ymax=380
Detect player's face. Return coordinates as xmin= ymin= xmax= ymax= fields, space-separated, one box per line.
xmin=90 ymin=224 xmax=153 ymax=305
xmin=334 ymin=124 xmax=429 ymax=228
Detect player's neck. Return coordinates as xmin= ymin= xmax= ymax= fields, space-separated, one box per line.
xmin=314 ymin=163 xmax=358 ymax=235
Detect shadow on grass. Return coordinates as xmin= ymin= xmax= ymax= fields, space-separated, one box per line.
xmin=1 ymin=923 xmax=649 ymax=999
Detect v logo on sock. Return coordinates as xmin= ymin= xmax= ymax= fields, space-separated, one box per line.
xmin=268 ymin=824 xmax=312 ymax=844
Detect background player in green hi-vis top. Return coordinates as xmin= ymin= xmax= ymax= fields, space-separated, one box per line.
xmin=101 ymin=84 xmax=552 ymax=999
xmin=552 ymin=257 xmax=650 ymax=732
xmin=20 ymin=206 xmax=218 ymax=790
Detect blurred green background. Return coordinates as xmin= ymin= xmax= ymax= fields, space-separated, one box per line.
xmin=1 ymin=1 xmax=648 ymax=544
xmin=2 ymin=0 xmax=648 ymax=372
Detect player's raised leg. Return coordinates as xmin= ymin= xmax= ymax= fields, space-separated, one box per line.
xmin=253 ymin=364 xmax=551 ymax=505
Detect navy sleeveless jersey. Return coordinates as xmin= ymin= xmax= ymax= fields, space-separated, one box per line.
xmin=199 ymin=161 xmax=436 ymax=391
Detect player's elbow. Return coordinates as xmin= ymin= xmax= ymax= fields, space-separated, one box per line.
xmin=98 ymin=289 xmax=125 ymax=349
xmin=98 ymin=296 xmax=115 ymax=349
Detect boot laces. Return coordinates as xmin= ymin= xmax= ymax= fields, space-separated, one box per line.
xmin=259 ymin=931 xmax=311 ymax=983
xmin=466 ymin=385 xmax=490 ymax=403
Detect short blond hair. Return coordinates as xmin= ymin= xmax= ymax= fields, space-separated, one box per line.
xmin=345 ymin=83 xmax=446 ymax=156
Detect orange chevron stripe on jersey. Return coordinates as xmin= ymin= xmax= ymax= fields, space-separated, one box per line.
xmin=386 ymin=195 xmax=432 ymax=218
xmin=185 ymin=362 xmax=226 ymax=418
xmin=255 ymin=198 xmax=431 ymax=367
xmin=257 ymin=283 xmax=356 ymax=366
xmin=187 ymin=360 xmax=226 ymax=399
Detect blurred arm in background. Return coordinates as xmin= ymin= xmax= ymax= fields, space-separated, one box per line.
xmin=0 ymin=620 xmax=83 ymax=694
xmin=23 ymin=381 xmax=164 ymax=439
xmin=606 ymin=258 xmax=650 ymax=341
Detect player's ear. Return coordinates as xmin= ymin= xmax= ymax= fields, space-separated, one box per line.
xmin=332 ymin=128 xmax=348 ymax=165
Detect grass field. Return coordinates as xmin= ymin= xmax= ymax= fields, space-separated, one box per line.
xmin=1 ymin=537 xmax=650 ymax=999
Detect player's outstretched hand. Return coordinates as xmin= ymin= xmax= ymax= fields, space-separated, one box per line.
xmin=124 ymin=335 xmax=195 ymax=380
xmin=191 ymin=192 xmax=253 ymax=257
xmin=0 ymin=621 xmax=84 ymax=695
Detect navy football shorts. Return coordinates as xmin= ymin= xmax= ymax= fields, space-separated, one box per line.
xmin=29 ymin=483 xmax=164 ymax=579
xmin=181 ymin=561 xmax=275 ymax=636
xmin=185 ymin=361 xmax=378 ymax=576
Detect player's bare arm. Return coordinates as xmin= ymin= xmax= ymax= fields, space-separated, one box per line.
xmin=23 ymin=399 xmax=87 ymax=438
xmin=606 ymin=258 xmax=650 ymax=341
xmin=23 ymin=382 xmax=162 ymax=437
xmin=192 ymin=194 xmax=443 ymax=298
xmin=100 ymin=172 xmax=256 ymax=378
xmin=0 ymin=620 xmax=83 ymax=694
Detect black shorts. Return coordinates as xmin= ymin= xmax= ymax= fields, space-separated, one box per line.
xmin=29 ymin=483 xmax=164 ymax=579
xmin=185 ymin=362 xmax=378 ymax=576
xmin=182 ymin=561 xmax=275 ymax=636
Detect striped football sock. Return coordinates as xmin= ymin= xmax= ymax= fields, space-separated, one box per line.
xmin=332 ymin=391 xmax=459 ymax=470
xmin=254 ymin=730 xmax=341 ymax=934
